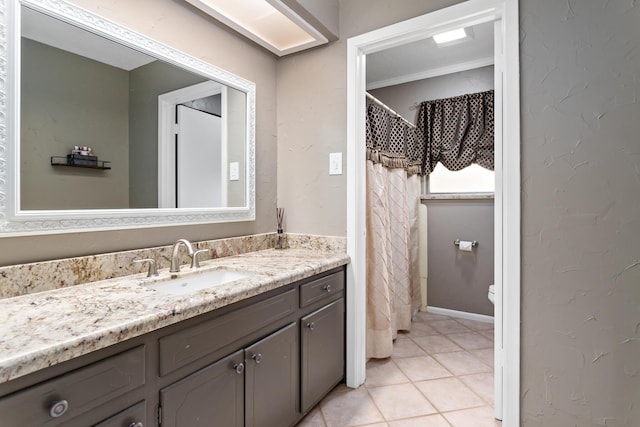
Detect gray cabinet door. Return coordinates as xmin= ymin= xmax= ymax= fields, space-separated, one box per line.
xmin=245 ymin=322 xmax=298 ymax=427
xmin=300 ymin=298 xmax=345 ymax=412
xmin=160 ymin=350 xmax=244 ymax=427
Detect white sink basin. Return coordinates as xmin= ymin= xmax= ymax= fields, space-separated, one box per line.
xmin=148 ymin=269 xmax=252 ymax=295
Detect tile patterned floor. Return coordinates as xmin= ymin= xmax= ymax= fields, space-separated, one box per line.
xmin=296 ymin=312 xmax=501 ymax=427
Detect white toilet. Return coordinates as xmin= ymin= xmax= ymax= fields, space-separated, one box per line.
xmin=488 ymin=284 xmax=495 ymax=304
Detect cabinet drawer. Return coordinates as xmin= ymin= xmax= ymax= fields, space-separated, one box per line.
xmin=159 ymin=289 xmax=297 ymax=376
xmin=93 ymin=400 xmax=146 ymax=427
xmin=299 ymin=272 xmax=344 ymax=308
xmin=0 ymin=346 xmax=145 ymax=427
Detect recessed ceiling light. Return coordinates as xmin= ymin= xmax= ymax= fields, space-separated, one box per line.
xmin=185 ymin=0 xmax=328 ymax=56
xmin=433 ymin=27 xmax=469 ymax=45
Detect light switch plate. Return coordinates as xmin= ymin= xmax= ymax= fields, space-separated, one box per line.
xmin=329 ymin=152 xmax=343 ymax=175
xmin=229 ymin=162 xmax=239 ymax=181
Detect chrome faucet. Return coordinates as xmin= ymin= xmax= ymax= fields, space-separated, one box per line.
xmin=169 ymin=239 xmax=194 ymax=273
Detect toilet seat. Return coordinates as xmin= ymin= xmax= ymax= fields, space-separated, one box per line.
xmin=488 ymin=284 xmax=495 ymax=304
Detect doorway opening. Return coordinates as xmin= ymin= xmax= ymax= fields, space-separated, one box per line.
xmin=158 ymin=81 xmax=228 ymax=208
xmin=346 ymin=0 xmax=520 ymax=424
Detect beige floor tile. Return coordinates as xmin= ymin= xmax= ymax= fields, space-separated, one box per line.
xmin=443 ymin=406 xmax=501 ymax=427
xmin=455 ymin=318 xmax=495 ymax=331
xmin=459 ymin=372 xmax=495 ymax=405
xmin=432 ymin=351 xmax=492 ymax=376
xmin=446 ymin=332 xmax=494 ymax=351
xmin=428 ymin=319 xmax=471 ymax=334
xmin=414 ymin=377 xmax=485 ymax=412
xmin=405 ymin=321 xmax=439 ymax=337
xmin=394 ymin=355 xmax=452 ymax=382
xmin=388 ymin=414 xmax=451 ymax=427
xmin=479 ymin=329 xmax=495 ymax=341
xmin=320 ymin=387 xmax=385 ymax=427
xmin=411 ymin=334 xmax=462 ymax=354
xmin=297 ymin=407 xmax=327 ymax=427
xmin=355 ymin=423 xmax=389 ymax=427
xmin=391 ymin=337 xmax=427 ymax=359
xmin=469 ymin=348 xmax=494 ymax=368
xmin=365 ymin=359 xmax=410 ymax=388
xmin=367 ymin=383 xmax=437 ymax=421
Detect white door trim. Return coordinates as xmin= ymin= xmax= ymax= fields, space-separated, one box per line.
xmin=346 ymin=0 xmax=520 ymax=425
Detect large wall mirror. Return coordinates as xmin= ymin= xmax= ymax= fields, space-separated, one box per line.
xmin=0 ymin=0 xmax=256 ymax=235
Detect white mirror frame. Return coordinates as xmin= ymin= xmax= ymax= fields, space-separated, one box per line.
xmin=0 ymin=0 xmax=256 ymax=236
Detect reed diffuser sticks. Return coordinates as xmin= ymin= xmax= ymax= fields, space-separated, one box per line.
xmin=275 ymin=208 xmax=288 ymax=249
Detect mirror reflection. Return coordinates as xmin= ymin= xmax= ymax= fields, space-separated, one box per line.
xmin=20 ymin=6 xmax=247 ymax=210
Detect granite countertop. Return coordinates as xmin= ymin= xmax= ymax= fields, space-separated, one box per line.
xmin=0 ymin=248 xmax=350 ymax=384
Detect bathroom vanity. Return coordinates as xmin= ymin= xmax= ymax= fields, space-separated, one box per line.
xmin=0 ymin=247 xmax=348 ymax=427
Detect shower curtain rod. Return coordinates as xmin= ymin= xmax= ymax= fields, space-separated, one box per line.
xmin=366 ymin=92 xmax=416 ymax=129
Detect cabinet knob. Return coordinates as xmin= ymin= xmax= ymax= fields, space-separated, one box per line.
xmin=49 ymin=400 xmax=69 ymax=418
xmin=307 ymin=322 xmax=315 ymax=331
xmin=129 ymin=422 xmax=144 ymax=427
xmin=323 ymin=284 xmax=332 ymax=292
xmin=234 ymin=362 xmax=245 ymax=374
xmin=251 ymin=353 xmax=263 ymax=364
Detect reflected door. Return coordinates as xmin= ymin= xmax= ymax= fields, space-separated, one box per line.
xmin=176 ymin=105 xmax=223 ymax=208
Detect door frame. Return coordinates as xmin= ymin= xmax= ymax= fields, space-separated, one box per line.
xmin=158 ymin=81 xmax=227 ymax=208
xmin=345 ymin=0 xmax=520 ymax=424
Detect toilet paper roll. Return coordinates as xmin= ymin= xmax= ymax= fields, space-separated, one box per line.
xmin=458 ymin=240 xmax=474 ymax=252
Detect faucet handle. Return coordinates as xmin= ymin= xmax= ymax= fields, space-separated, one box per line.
xmin=134 ymin=258 xmax=158 ymax=277
xmin=191 ymin=249 xmax=209 ymax=269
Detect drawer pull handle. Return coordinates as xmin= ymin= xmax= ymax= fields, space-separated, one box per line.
xmin=307 ymin=322 xmax=315 ymax=331
xmin=234 ymin=362 xmax=245 ymax=374
xmin=251 ymin=353 xmax=263 ymax=364
xmin=324 ymin=284 xmax=332 ymax=292
xmin=129 ymin=423 xmax=144 ymax=427
xmin=50 ymin=400 xmax=69 ymax=418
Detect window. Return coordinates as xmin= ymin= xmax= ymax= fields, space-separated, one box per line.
xmin=427 ymin=163 xmax=494 ymax=193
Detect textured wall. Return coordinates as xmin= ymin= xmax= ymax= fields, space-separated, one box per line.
xmin=276 ymin=0 xmax=460 ymax=236
xmin=520 ymin=0 xmax=640 ymax=425
xmin=21 ymin=38 xmax=129 ymax=210
xmin=1 ymin=0 xmax=277 ymax=265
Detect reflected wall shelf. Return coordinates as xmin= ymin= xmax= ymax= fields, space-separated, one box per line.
xmin=51 ymin=156 xmax=111 ymax=170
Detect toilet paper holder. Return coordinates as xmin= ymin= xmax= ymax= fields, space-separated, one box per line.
xmin=454 ymin=239 xmax=478 ymax=247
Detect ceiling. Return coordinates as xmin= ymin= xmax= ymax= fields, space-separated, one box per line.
xmin=22 ymin=6 xmax=156 ymax=71
xmin=366 ymin=20 xmax=495 ymax=90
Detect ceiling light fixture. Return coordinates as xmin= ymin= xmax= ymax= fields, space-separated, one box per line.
xmin=184 ymin=0 xmax=328 ymax=56
xmin=433 ymin=27 xmax=470 ymax=45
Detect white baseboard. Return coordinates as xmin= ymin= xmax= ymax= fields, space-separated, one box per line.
xmin=426 ymin=306 xmax=494 ymax=324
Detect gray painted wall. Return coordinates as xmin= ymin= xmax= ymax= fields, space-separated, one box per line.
xmin=128 ymin=60 xmax=207 ymax=208
xmin=1 ymin=0 xmax=277 ymax=265
xmin=520 ymin=1 xmax=640 ymax=425
xmin=21 ymin=38 xmax=130 ymax=209
xmin=425 ymin=199 xmax=494 ymax=316
xmin=226 ymin=88 xmax=247 ymax=207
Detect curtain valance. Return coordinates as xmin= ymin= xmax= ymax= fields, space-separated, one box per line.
xmin=366 ymin=103 xmax=424 ymax=175
xmin=416 ymin=90 xmax=494 ymax=175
